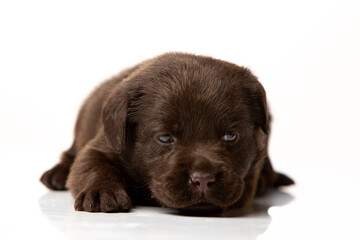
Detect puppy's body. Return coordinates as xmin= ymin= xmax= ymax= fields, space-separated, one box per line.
xmin=41 ymin=53 xmax=293 ymax=214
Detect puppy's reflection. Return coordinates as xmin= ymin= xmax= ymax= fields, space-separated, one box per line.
xmin=39 ymin=189 xmax=293 ymax=239
xmin=224 ymin=189 xmax=294 ymax=217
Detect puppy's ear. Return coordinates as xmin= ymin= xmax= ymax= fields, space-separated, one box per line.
xmin=248 ymin=83 xmax=269 ymax=135
xmin=101 ymin=82 xmax=132 ymax=152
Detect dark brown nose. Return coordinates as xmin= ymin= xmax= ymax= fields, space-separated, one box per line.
xmin=190 ymin=172 xmax=216 ymax=193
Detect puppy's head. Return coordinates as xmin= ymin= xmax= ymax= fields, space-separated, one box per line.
xmin=102 ymin=53 xmax=268 ymax=214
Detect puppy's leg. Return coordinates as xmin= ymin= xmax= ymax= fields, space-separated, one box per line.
xmin=256 ymin=156 xmax=294 ymax=196
xmin=40 ymin=146 xmax=76 ymax=190
xmin=66 ymin=138 xmax=132 ymax=213
xmin=40 ymin=91 xmax=101 ymax=190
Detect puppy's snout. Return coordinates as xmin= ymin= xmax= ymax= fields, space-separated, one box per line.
xmin=190 ymin=172 xmax=216 ymax=193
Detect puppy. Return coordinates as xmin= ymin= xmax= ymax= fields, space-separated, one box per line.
xmin=40 ymin=53 xmax=294 ymax=214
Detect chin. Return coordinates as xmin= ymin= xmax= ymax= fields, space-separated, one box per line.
xmin=175 ymin=202 xmax=225 ymax=216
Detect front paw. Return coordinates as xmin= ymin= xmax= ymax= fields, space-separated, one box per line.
xmin=40 ymin=163 xmax=70 ymax=190
xmin=74 ymin=182 xmax=132 ymax=212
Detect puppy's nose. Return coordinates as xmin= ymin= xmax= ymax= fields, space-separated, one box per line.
xmin=190 ymin=172 xmax=216 ymax=193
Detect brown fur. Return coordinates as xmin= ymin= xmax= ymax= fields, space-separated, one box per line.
xmin=40 ymin=53 xmax=294 ymax=214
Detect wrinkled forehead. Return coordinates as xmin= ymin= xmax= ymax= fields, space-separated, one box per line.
xmin=131 ymin=56 xmax=258 ymax=139
xmin=139 ymin=84 xmax=253 ymax=139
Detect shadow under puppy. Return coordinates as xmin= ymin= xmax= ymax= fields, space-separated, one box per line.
xmin=40 ymin=53 xmax=294 ymax=214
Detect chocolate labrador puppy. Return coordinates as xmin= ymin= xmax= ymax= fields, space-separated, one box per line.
xmin=40 ymin=53 xmax=294 ymax=214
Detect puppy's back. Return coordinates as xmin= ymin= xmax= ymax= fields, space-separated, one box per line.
xmin=72 ymin=66 xmax=139 ymax=153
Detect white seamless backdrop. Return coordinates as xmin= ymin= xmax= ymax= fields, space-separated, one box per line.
xmin=0 ymin=1 xmax=359 ymax=240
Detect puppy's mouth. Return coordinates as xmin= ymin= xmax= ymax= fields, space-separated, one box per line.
xmin=150 ymin=177 xmax=244 ymax=214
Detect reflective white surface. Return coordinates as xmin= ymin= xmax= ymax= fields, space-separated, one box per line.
xmin=1 ymin=149 xmax=359 ymax=240
xmin=37 ymin=190 xmax=286 ymax=240
xmin=1 ymin=1 xmax=360 ymax=239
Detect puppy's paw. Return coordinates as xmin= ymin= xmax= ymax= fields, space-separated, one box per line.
xmin=74 ymin=182 xmax=132 ymax=213
xmin=273 ymin=173 xmax=295 ymax=187
xmin=40 ymin=163 xmax=70 ymax=190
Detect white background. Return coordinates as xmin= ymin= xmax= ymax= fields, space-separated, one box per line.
xmin=1 ymin=0 xmax=359 ymax=239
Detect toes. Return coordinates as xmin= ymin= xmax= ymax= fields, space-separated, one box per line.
xmin=40 ymin=170 xmax=52 ymax=189
xmin=99 ymin=192 xmax=118 ymax=212
xmin=75 ymin=190 xmax=101 ymax=212
xmin=40 ymin=164 xmax=69 ymax=190
xmin=74 ymin=186 xmax=133 ymax=213
xmin=83 ymin=191 xmax=100 ymax=212
xmin=51 ymin=171 xmax=68 ymax=190
xmin=274 ymin=173 xmax=295 ymax=187
xmin=74 ymin=192 xmax=85 ymax=211
xmin=114 ymin=188 xmax=132 ymax=211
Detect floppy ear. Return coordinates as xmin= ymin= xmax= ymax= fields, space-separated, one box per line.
xmin=248 ymin=83 xmax=269 ymax=135
xmin=101 ymin=83 xmax=131 ymax=152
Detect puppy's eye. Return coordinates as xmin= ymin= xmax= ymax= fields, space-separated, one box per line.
xmin=223 ymin=133 xmax=237 ymax=143
xmin=158 ymin=134 xmax=175 ymax=144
